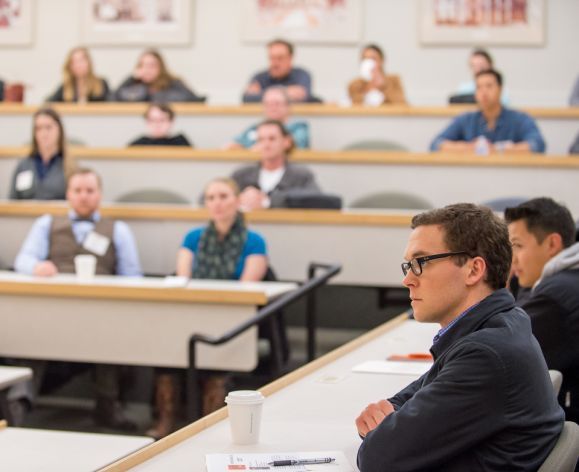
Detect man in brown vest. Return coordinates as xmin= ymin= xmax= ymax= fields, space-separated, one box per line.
xmin=13 ymin=168 xmax=141 ymax=430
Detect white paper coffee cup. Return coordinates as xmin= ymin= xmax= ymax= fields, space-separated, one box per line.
xmin=74 ymin=254 xmax=97 ymax=281
xmin=225 ymin=390 xmax=265 ymax=445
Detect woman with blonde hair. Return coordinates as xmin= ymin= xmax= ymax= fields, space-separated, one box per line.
xmin=114 ymin=49 xmax=203 ymax=102
xmin=9 ymin=108 xmax=74 ymax=200
xmin=146 ymin=177 xmax=268 ymax=439
xmin=48 ymin=47 xmax=110 ymax=103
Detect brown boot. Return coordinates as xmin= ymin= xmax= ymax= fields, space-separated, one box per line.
xmin=201 ymin=375 xmax=228 ymax=416
xmin=146 ymin=374 xmax=178 ymax=440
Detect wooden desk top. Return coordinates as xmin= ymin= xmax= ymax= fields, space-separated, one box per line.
xmin=0 ymin=271 xmax=297 ymax=305
xmin=0 ymin=201 xmax=415 ymax=226
xmin=1 ymin=102 xmax=578 ymax=119
xmin=0 ymin=146 xmax=576 ymax=168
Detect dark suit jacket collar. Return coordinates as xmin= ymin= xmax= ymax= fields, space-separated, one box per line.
xmin=430 ymin=288 xmax=516 ymax=359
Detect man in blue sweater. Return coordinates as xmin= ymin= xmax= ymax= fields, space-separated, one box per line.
xmin=356 ymin=203 xmax=563 ymax=471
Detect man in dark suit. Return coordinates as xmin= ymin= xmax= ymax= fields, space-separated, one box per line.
xmin=356 ymin=203 xmax=563 ymax=471
xmin=505 ymin=197 xmax=579 ymax=423
xmin=231 ymin=119 xmax=320 ymax=210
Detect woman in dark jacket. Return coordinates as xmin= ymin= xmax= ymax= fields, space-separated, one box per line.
xmin=9 ymin=108 xmax=73 ymax=200
xmin=114 ymin=49 xmax=202 ymax=103
xmin=48 ymin=47 xmax=109 ymax=103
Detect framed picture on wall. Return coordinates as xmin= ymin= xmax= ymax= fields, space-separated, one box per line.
xmin=419 ymin=0 xmax=545 ymax=46
xmin=0 ymin=0 xmax=34 ymax=46
xmin=240 ymin=0 xmax=362 ymax=44
xmin=81 ymin=0 xmax=192 ymax=46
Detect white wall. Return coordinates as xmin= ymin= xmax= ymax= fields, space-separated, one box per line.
xmin=0 ymin=0 xmax=577 ymax=106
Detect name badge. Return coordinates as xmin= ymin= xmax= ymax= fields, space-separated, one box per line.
xmin=82 ymin=231 xmax=111 ymax=257
xmin=15 ymin=170 xmax=34 ymax=192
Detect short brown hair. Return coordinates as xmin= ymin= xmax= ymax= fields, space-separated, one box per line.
xmin=504 ymin=197 xmax=576 ymax=248
xmin=144 ymin=102 xmax=175 ymax=121
xmin=257 ymin=119 xmax=295 ymax=154
xmin=267 ymin=38 xmax=294 ymax=56
xmin=411 ymin=203 xmax=512 ymax=290
xmin=66 ymin=167 xmax=102 ymax=189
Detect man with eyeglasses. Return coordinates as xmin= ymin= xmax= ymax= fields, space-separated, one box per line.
xmin=355 ymin=203 xmax=563 ymax=471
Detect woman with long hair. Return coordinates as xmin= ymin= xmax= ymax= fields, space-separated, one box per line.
xmin=9 ymin=108 xmax=73 ymax=200
xmin=48 ymin=47 xmax=110 ymax=103
xmin=114 ymin=49 xmax=202 ymax=102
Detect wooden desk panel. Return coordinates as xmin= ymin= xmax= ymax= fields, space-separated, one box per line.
xmin=1 ymin=148 xmax=578 ymax=215
xmin=0 ymin=104 xmax=576 ymax=154
xmin=0 ymin=272 xmax=295 ymax=370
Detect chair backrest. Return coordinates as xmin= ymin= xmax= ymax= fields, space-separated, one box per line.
xmin=538 ymin=421 xmax=579 ymax=472
xmin=549 ymin=370 xmax=563 ymax=396
xmin=115 ymin=189 xmax=190 ymax=204
xmin=481 ymin=197 xmax=528 ymax=212
xmin=349 ymin=191 xmax=433 ymax=210
xmin=342 ymin=140 xmax=408 ymax=152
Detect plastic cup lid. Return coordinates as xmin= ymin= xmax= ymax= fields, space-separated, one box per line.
xmin=225 ymin=390 xmax=265 ymax=405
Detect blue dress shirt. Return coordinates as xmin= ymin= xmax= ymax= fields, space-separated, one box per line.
xmin=430 ymin=107 xmax=546 ymax=153
xmin=14 ymin=211 xmax=142 ymax=276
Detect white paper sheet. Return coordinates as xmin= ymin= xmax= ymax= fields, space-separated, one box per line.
xmin=352 ymin=360 xmax=433 ymax=376
xmin=206 ymin=450 xmax=354 ymax=471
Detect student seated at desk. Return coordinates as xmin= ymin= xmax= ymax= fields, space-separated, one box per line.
xmin=146 ymin=178 xmax=268 ymax=439
xmin=348 ymin=44 xmax=407 ymax=106
xmin=114 ymin=49 xmax=202 ymax=103
xmin=505 ymin=198 xmax=579 ymax=423
xmin=47 ymin=47 xmax=110 ymax=103
xmin=231 ymin=119 xmax=320 ymax=210
xmin=242 ymin=39 xmax=315 ymax=104
xmin=226 ymin=86 xmax=309 ymax=150
xmin=129 ymin=103 xmax=192 ymax=147
xmin=13 ymin=168 xmax=141 ymax=430
xmin=9 ymin=108 xmax=72 ymax=200
xmin=355 ymin=203 xmax=563 ymax=471
xmin=431 ymin=69 xmax=545 ymax=154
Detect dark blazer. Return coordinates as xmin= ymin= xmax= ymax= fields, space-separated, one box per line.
xmin=231 ymin=163 xmax=320 ymax=208
xmin=357 ymin=289 xmax=564 ymax=472
xmin=520 ymin=268 xmax=579 ymax=423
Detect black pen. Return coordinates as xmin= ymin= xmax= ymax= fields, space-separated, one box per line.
xmin=268 ymin=457 xmax=335 ymax=466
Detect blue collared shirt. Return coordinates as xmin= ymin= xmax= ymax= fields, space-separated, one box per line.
xmin=430 ymin=107 xmax=546 ymax=153
xmin=432 ymin=302 xmax=480 ymax=345
xmin=14 ymin=211 xmax=142 ymax=276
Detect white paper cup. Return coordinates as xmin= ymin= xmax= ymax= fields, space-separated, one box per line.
xmin=225 ymin=390 xmax=265 ymax=445
xmin=74 ymin=254 xmax=97 ymax=281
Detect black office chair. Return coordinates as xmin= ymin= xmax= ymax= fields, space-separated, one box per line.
xmin=481 ymin=197 xmax=528 ymax=212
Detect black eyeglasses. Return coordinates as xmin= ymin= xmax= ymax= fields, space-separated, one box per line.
xmin=401 ymin=251 xmax=469 ymax=277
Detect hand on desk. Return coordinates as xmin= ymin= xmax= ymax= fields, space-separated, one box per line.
xmin=239 ymin=186 xmax=269 ymax=211
xmin=33 ymin=261 xmax=58 ymax=277
xmin=355 ymin=399 xmax=394 ymax=438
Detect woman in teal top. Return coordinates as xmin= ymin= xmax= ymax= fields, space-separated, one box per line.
xmin=176 ymin=178 xmax=268 ymax=280
xmin=147 ymin=178 xmax=268 ymax=440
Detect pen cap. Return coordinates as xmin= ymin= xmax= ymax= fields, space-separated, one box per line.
xmin=225 ymin=390 xmax=264 ymax=405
